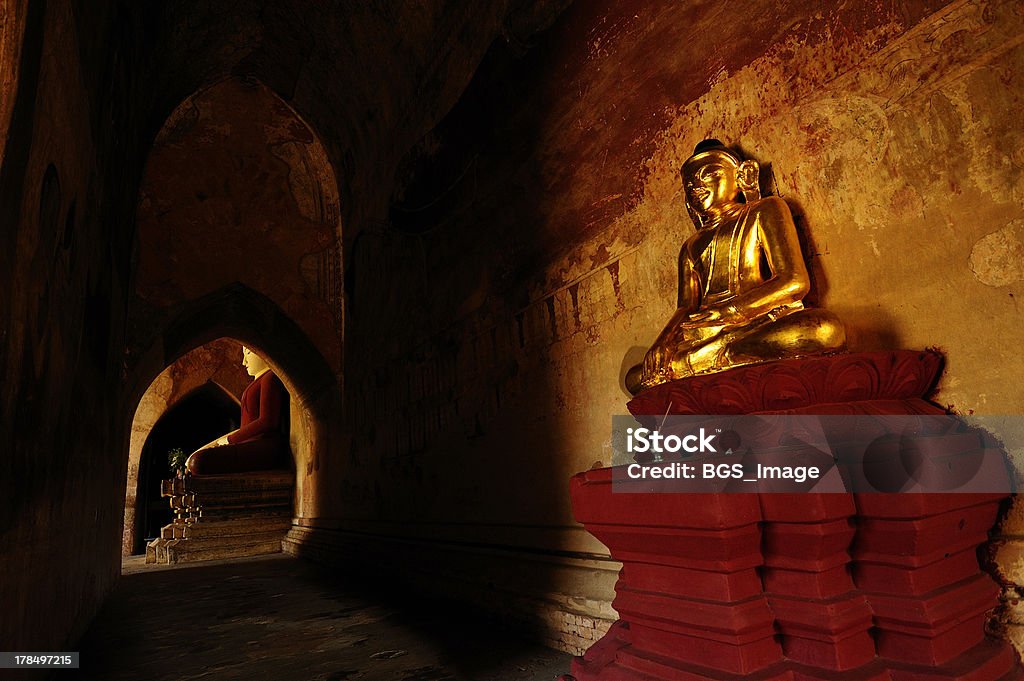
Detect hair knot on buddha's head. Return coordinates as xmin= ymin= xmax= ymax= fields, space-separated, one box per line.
xmin=693 ymin=138 xmax=732 ymax=156
xmin=683 ymin=138 xmax=743 ymax=176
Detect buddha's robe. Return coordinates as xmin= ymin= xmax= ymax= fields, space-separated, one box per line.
xmin=640 ymin=197 xmax=844 ymax=387
xmin=187 ymin=371 xmax=290 ymax=475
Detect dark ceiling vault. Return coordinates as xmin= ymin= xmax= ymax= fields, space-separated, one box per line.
xmin=121 ymin=0 xmax=572 ymax=248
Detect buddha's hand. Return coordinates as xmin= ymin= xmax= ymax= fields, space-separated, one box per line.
xmin=642 ymin=345 xmax=668 ymax=382
xmin=687 ymin=304 xmax=741 ymax=325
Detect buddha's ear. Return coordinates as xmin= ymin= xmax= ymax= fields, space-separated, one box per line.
xmin=737 ymin=159 xmax=761 ymax=201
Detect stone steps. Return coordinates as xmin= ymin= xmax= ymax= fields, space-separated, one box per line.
xmin=192 ymin=505 xmax=292 ymax=521
xmin=146 ymin=471 xmax=294 ymax=566
xmin=184 ymin=518 xmax=292 ymax=539
xmin=164 ymin=536 xmax=286 ymax=564
xmin=161 ymin=471 xmax=293 ymax=495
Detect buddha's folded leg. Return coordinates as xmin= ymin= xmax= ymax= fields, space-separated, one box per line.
xmin=186 ymin=435 xmax=290 ymax=475
xmin=645 ymin=324 xmax=729 ymax=381
xmin=725 ymin=308 xmax=846 ymax=365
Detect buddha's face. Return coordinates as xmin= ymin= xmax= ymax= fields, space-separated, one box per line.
xmin=684 ymin=156 xmax=741 ymax=219
xmin=241 ymin=346 xmax=269 ymax=378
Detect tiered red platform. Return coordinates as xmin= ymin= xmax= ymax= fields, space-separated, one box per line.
xmin=565 ymin=351 xmax=1020 ymax=681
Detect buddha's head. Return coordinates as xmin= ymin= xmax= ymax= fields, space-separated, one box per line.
xmin=681 ymin=139 xmax=760 ymax=228
xmin=241 ymin=346 xmax=270 ymax=378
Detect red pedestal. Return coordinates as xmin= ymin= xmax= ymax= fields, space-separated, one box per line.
xmin=566 ymin=351 xmax=1019 ymax=681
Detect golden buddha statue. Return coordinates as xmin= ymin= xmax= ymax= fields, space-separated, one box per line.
xmin=626 ymin=139 xmax=846 ymax=394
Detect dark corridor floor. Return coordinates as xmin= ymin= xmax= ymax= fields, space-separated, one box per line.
xmin=72 ymin=555 xmax=571 ymax=681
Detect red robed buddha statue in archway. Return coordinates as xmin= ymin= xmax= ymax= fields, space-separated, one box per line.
xmin=185 ymin=346 xmax=291 ymax=475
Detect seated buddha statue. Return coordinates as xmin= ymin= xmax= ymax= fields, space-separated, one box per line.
xmin=625 ymin=139 xmax=846 ymax=395
xmin=185 ymin=346 xmax=291 ymax=475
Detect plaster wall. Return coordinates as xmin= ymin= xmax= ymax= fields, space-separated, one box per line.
xmin=319 ymin=0 xmax=1024 ymax=654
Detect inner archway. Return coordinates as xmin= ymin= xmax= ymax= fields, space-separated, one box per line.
xmin=129 ymin=76 xmax=344 ymax=378
xmin=123 ymin=285 xmax=343 ymax=553
xmin=131 ymin=383 xmax=239 ymax=554
xmin=121 ymin=75 xmax=348 ymax=557
xmin=121 ymin=337 xmax=251 ymax=555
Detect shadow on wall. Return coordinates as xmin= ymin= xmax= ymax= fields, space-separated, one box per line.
xmin=331 ymin=28 xmax=624 ymax=656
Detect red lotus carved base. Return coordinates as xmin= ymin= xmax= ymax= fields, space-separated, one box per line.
xmin=565 ymin=351 xmax=1020 ymax=681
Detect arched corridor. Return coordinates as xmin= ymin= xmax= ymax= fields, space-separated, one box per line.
xmin=3 ymin=2 xmax=1024 ymax=680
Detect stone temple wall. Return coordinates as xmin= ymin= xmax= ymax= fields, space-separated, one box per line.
xmin=0 ymin=0 xmax=145 ymax=653
xmin=320 ymin=0 xmax=1024 ymax=655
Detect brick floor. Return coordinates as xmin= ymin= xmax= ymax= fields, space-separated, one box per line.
xmin=71 ymin=554 xmax=571 ymax=680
